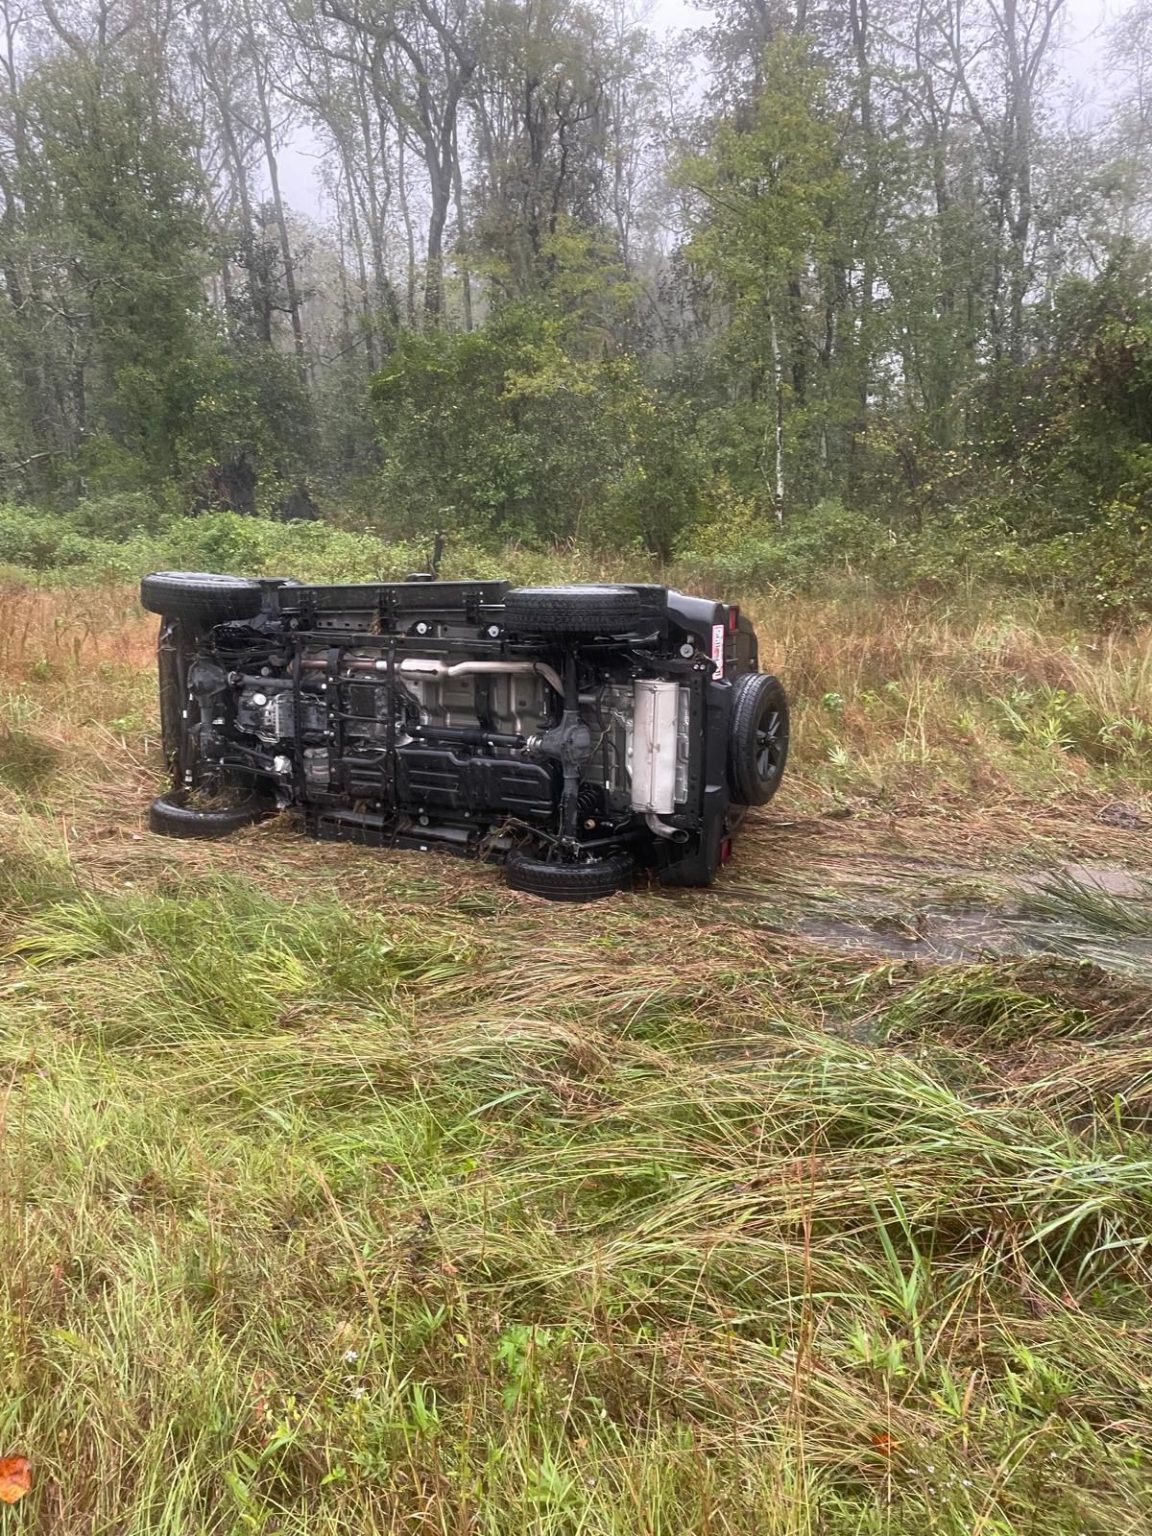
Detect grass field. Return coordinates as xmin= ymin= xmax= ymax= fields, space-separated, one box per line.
xmin=2 ymin=576 xmax=1152 ymax=1533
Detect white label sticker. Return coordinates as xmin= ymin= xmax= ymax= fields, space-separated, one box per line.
xmin=711 ymin=622 xmax=726 ymax=676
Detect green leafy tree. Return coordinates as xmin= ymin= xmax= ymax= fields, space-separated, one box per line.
xmin=21 ymin=53 xmax=211 ymax=486
xmin=681 ymin=37 xmax=846 ymax=521
xmin=371 ymin=300 xmax=698 ymax=550
xmin=168 ymin=341 xmax=315 ymax=513
xmin=977 ymin=260 xmax=1152 ymax=535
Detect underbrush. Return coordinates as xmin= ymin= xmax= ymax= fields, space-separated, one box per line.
xmin=2 ymin=497 xmax=1150 ymax=630
xmin=0 ymin=503 xmax=652 ymax=590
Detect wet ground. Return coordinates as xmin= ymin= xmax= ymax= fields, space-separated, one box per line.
xmin=720 ymin=842 xmax=1152 ymax=975
xmin=47 ymin=775 xmax=1152 ymax=981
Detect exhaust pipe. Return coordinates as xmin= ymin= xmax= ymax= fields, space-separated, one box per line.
xmin=393 ymin=657 xmax=566 ymax=697
xmin=300 ymin=654 xmax=565 ymax=698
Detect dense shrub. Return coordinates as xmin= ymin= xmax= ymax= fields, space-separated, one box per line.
xmin=371 ymin=304 xmax=703 ymax=555
xmin=0 ymin=505 xmax=101 ymax=569
xmin=0 ymin=489 xmax=1149 ymax=631
xmin=0 ymin=506 xmax=659 ymax=588
xmin=681 ymin=499 xmax=891 ymax=591
xmin=1069 ymin=483 xmax=1152 ymax=628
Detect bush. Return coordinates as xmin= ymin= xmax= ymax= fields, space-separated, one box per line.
xmin=0 ymin=506 xmax=632 ymax=589
xmin=676 ymin=492 xmax=1148 ymax=617
xmin=157 ymin=515 xmax=427 ymax=583
xmin=371 ymin=304 xmax=705 ymax=553
xmin=68 ymin=491 xmax=170 ymax=539
xmin=679 ymin=498 xmax=890 ymax=592
xmin=0 ymin=506 xmax=95 ymax=570
xmin=1068 ymin=481 xmax=1152 ymax=628
xmin=2 ymin=490 xmax=1151 ymax=632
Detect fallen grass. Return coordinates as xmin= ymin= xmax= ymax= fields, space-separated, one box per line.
xmin=0 ymin=578 xmax=1151 ymax=1532
xmin=3 ymin=842 xmax=1152 ymax=1534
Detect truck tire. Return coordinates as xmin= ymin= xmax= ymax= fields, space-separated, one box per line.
xmin=148 ymin=793 xmax=269 ymax=840
xmin=141 ymin=571 xmax=263 ymax=625
xmin=728 ymin=673 xmax=789 ymax=806
xmin=503 ymin=584 xmax=663 ymax=637
xmin=505 ymin=848 xmax=634 ymax=902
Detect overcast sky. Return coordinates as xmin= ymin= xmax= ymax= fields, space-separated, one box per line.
xmin=274 ymin=0 xmax=1134 ymax=219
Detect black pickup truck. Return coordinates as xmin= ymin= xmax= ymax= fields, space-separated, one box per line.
xmin=141 ymin=571 xmax=788 ymax=901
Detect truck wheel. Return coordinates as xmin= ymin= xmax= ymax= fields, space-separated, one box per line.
xmin=149 ymin=793 xmax=270 ymax=840
xmin=140 ymin=571 xmax=263 ymax=625
xmin=503 ymin=585 xmax=663 ymax=637
xmin=728 ymin=673 xmax=789 ymax=806
xmin=505 ymin=848 xmax=634 ymax=902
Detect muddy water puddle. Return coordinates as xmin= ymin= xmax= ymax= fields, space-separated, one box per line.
xmin=721 ymin=855 xmax=1152 ymax=976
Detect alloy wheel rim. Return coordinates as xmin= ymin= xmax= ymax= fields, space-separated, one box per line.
xmin=755 ymin=708 xmax=783 ymax=783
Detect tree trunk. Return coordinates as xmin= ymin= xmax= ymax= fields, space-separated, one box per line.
xmin=341 ymin=156 xmax=377 ymax=372
xmin=768 ymin=304 xmax=785 ymax=524
xmin=452 ymin=122 xmax=472 ymax=331
xmin=397 ymin=132 xmax=418 ymax=326
xmin=424 ymin=163 xmax=451 ymax=322
xmin=251 ymin=53 xmax=307 ymax=384
xmin=848 ymin=0 xmax=876 ymax=413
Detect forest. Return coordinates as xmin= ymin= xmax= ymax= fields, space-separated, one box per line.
xmin=0 ymin=0 xmax=1150 ymax=615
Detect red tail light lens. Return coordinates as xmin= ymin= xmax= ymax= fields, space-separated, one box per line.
xmin=728 ymin=605 xmax=740 ymax=631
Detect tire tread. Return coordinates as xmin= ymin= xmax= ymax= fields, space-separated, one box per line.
xmin=141 ymin=571 xmax=262 ymax=625
xmin=506 ymin=848 xmax=634 ymax=901
xmin=504 ymin=584 xmax=663 ymax=637
xmin=149 ymin=793 xmax=268 ymax=840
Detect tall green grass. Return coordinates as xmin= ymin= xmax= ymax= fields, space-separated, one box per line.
xmin=3 ymin=836 xmax=1152 ymax=1534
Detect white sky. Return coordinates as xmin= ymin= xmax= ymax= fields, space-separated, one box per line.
xmin=274 ymin=0 xmax=1133 ymax=219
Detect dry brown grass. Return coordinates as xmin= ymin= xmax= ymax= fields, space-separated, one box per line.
xmin=0 ymin=583 xmax=155 ymax=678
xmin=740 ymin=592 xmax=1152 ymax=815
xmin=2 ymin=580 xmax=1151 ymax=874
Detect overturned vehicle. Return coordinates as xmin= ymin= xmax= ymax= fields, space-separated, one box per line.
xmin=141 ymin=571 xmax=788 ymax=901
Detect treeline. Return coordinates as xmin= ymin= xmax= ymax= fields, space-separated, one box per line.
xmin=1 ymin=0 xmax=1151 ymax=596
